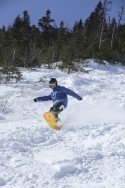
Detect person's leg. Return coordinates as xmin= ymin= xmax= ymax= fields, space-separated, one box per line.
xmin=49 ymin=102 xmax=64 ymax=121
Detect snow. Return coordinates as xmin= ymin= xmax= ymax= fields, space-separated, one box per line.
xmin=0 ymin=60 xmax=125 ymax=188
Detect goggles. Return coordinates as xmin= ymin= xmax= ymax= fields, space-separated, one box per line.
xmin=49 ymin=83 xmax=56 ymax=87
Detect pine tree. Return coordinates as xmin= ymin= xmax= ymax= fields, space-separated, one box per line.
xmin=11 ymin=10 xmax=33 ymax=67
xmin=38 ymin=10 xmax=58 ymax=67
xmin=98 ymin=0 xmax=111 ymax=50
xmin=60 ymin=35 xmax=80 ymax=73
xmin=55 ymin=21 xmax=69 ymax=62
xmin=72 ymin=19 xmax=86 ymax=59
xmin=38 ymin=9 xmax=55 ymax=31
xmin=84 ymin=1 xmax=104 ymax=57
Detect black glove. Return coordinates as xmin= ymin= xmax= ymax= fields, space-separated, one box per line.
xmin=34 ymin=98 xmax=37 ymax=102
xmin=78 ymin=97 xmax=82 ymax=101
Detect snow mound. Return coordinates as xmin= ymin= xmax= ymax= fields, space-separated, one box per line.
xmin=0 ymin=60 xmax=125 ymax=187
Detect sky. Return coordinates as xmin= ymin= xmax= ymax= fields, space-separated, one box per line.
xmin=0 ymin=0 xmax=123 ymax=28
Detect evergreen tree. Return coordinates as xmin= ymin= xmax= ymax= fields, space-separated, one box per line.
xmin=72 ymin=19 xmax=86 ymax=59
xmin=98 ymin=0 xmax=111 ymax=50
xmin=1 ymin=3 xmax=125 ymax=75
xmin=38 ymin=10 xmax=58 ymax=67
xmin=60 ymin=34 xmax=80 ymax=73
xmin=38 ymin=9 xmax=55 ymax=31
xmin=84 ymin=1 xmax=104 ymax=57
xmin=55 ymin=21 xmax=69 ymax=62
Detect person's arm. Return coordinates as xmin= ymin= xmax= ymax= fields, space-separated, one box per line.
xmin=63 ymin=87 xmax=82 ymax=100
xmin=34 ymin=94 xmax=52 ymax=102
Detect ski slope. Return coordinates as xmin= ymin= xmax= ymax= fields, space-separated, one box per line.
xmin=0 ymin=61 xmax=125 ymax=188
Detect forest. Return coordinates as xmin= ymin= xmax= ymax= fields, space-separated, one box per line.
xmin=0 ymin=0 xmax=125 ymax=82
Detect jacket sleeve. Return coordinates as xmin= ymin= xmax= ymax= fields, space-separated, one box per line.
xmin=63 ymin=87 xmax=82 ymax=100
xmin=34 ymin=95 xmax=52 ymax=102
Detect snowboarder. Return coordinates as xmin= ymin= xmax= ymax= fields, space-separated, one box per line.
xmin=34 ymin=78 xmax=82 ymax=122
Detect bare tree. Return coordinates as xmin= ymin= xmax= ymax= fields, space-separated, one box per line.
xmin=110 ymin=19 xmax=117 ymax=48
xmin=116 ymin=0 xmax=125 ymax=36
xmin=12 ymin=47 xmax=16 ymax=62
xmin=117 ymin=0 xmax=125 ymax=25
xmin=110 ymin=0 xmax=125 ymax=48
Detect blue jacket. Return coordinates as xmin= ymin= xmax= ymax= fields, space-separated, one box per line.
xmin=34 ymin=85 xmax=82 ymax=107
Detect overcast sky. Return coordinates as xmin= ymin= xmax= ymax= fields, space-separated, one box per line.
xmin=0 ymin=0 xmax=123 ymax=28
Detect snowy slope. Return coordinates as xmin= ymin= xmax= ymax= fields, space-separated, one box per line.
xmin=0 ymin=61 xmax=125 ymax=188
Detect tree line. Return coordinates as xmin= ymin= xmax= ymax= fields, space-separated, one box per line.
xmin=0 ymin=0 xmax=125 ymax=81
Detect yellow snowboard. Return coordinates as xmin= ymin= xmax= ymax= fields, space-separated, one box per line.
xmin=43 ymin=112 xmax=60 ymax=130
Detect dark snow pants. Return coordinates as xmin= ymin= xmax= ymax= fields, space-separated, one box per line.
xmin=49 ymin=102 xmax=65 ymax=120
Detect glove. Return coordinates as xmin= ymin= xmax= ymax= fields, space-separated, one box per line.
xmin=34 ymin=98 xmax=37 ymax=102
xmin=78 ymin=97 xmax=82 ymax=101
